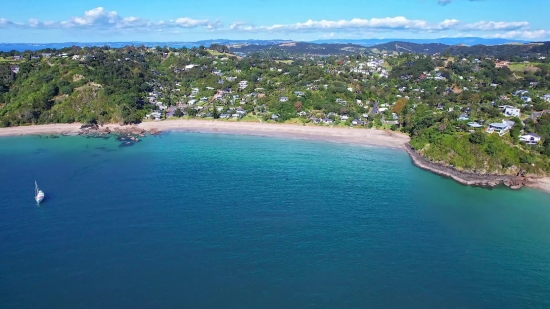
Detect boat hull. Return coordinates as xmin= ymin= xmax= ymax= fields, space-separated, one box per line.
xmin=35 ymin=191 xmax=45 ymax=204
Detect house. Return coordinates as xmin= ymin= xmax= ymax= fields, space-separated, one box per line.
xmin=467 ymin=122 xmax=483 ymax=128
xmin=370 ymin=102 xmax=380 ymax=115
xmin=495 ymin=61 xmax=509 ymax=68
xmin=238 ymin=81 xmax=248 ymax=89
xmin=520 ymin=133 xmax=542 ymax=145
xmin=514 ymin=90 xmax=529 ymax=96
xmin=220 ymin=114 xmax=231 ymax=119
xmin=148 ymin=111 xmax=162 ymax=120
xmin=521 ymin=96 xmax=532 ymax=103
xmin=340 ymin=115 xmax=349 ymax=121
xmin=279 ymin=97 xmax=289 ymax=102
xmin=297 ymin=111 xmax=307 ymax=117
xmin=294 ymin=91 xmax=305 ymax=97
xmin=458 ymin=113 xmax=469 ymax=121
xmin=271 ymin=114 xmax=280 ymax=120
xmin=503 ymin=106 xmax=521 ymax=117
xmin=166 ymin=106 xmax=176 ymax=118
xmin=187 ymin=99 xmax=197 ymax=105
xmin=352 ymin=119 xmax=366 ymax=126
xmin=542 ymin=94 xmax=550 ymax=102
xmin=487 ymin=120 xmax=514 ymax=136
xmin=322 ymin=118 xmax=334 ymax=124
xmin=310 ymin=117 xmax=321 ymax=124
xmin=9 ymin=66 xmax=19 ymax=74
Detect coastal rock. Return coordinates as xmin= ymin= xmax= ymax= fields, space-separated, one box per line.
xmin=148 ymin=128 xmax=160 ymax=135
xmin=404 ymin=143 xmax=524 ymax=190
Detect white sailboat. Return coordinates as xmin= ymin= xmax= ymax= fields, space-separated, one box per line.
xmin=35 ymin=181 xmax=45 ymax=204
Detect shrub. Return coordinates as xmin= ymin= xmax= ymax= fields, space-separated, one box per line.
xmin=469 ymin=131 xmax=486 ymax=145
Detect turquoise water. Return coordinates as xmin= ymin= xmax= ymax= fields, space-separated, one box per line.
xmin=1 ymin=132 xmax=549 ymax=308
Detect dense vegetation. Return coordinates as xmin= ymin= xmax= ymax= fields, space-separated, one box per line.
xmin=1 ymin=42 xmax=550 ymax=176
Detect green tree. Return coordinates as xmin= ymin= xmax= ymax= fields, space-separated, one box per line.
xmin=469 ymin=131 xmax=486 ymax=145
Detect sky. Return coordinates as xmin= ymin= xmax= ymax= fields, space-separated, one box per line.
xmin=0 ymin=0 xmax=549 ymax=43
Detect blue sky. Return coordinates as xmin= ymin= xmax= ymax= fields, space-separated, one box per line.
xmin=1 ymin=0 xmax=549 ymax=42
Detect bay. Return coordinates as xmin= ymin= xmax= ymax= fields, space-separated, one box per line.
xmin=1 ymin=132 xmax=549 ymax=308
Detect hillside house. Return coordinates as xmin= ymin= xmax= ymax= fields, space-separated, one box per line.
xmin=458 ymin=113 xmax=469 ymax=121
xmin=279 ymin=97 xmax=289 ymax=102
xmin=520 ymin=133 xmax=542 ymax=145
xmin=487 ymin=120 xmax=515 ymax=136
xmin=503 ymin=106 xmax=521 ymax=117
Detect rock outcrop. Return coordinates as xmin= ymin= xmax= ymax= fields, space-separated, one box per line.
xmin=404 ymin=143 xmax=531 ymax=190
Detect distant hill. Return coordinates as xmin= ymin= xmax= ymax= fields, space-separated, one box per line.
xmin=444 ymin=42 xmax=550 ymax=59
xmin=369 ymin=41 xmax=449 ymax=54
xmin=230 ymin=42 xmax=368 ymax=56
xmin=311 ymin=37 xmax=529 ymax=46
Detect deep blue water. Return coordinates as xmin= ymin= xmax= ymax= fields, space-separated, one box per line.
xmin=1 ymin=133 xmax=550 ymax=309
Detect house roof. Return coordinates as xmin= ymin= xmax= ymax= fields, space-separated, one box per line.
xmin=489 ymin=123 xmax=510 ymax=129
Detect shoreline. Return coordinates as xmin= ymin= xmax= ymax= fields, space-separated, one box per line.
xmin=2 ymin=120 xmax=550 ymax=194
xmin=0 ymin=120 xmax=411 ymax=149
xmin=404 ymin=143 xmax=550 ymax=194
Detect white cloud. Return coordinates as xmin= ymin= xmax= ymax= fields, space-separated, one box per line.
xmin=438 ymin=19 xmax=460 ymax=29
xmin=0 ymin=8 xmax=548 ymax=41
xmin=228 ymin=17 xmax=532 ymax=34
xmin=0 ymin=7 xmax=220 ymax=32
xmin=240 ymin=17 xmax=431 ymax=32
xmin=464 ymin=21 xmax=529 ymax=31
xmin=488 ymin=30 xmax=550 ymax=40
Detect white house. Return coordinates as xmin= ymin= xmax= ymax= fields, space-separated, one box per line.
xmin=542 ymin=94 xmax=550 ymax=102
xmin=487 ymin=120 xmax=515 ymax=136
xmin=503 ymin=106 xmax=521 ymax=117
xmin=238 ymin=81 xmax=248 ymax=89
xmin=458 ymin=113 xmax=469 ymax=121
xmin=520 ymin=133 xmax=542 ymax=145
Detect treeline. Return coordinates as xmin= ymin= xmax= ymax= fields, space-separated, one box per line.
xmin=0 ymin=47 xmax=156 ymax=127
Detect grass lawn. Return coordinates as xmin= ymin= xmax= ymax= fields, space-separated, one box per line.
xmin=207 ymin=49 xmax=231 ymax=56
xmin=509 ymin=62 xmax=542 ymax=72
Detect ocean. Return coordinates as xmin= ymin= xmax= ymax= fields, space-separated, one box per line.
xmin=1 ymin=132 xmax=549 ymax=308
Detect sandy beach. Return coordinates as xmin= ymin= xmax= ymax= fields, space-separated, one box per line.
xmin=140 ymin=120 xmax=411 ymax=148
xmin=0 ymin=120 xmax=410 ymax=148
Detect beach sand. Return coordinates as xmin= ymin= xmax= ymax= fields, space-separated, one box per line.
xmin=139 ymin=120 xmax=410 ymax=148
xmin=529 ymin=177 xmax=550 ymax=194
xmin=0 ymin=120 xmax=410 ymax=148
